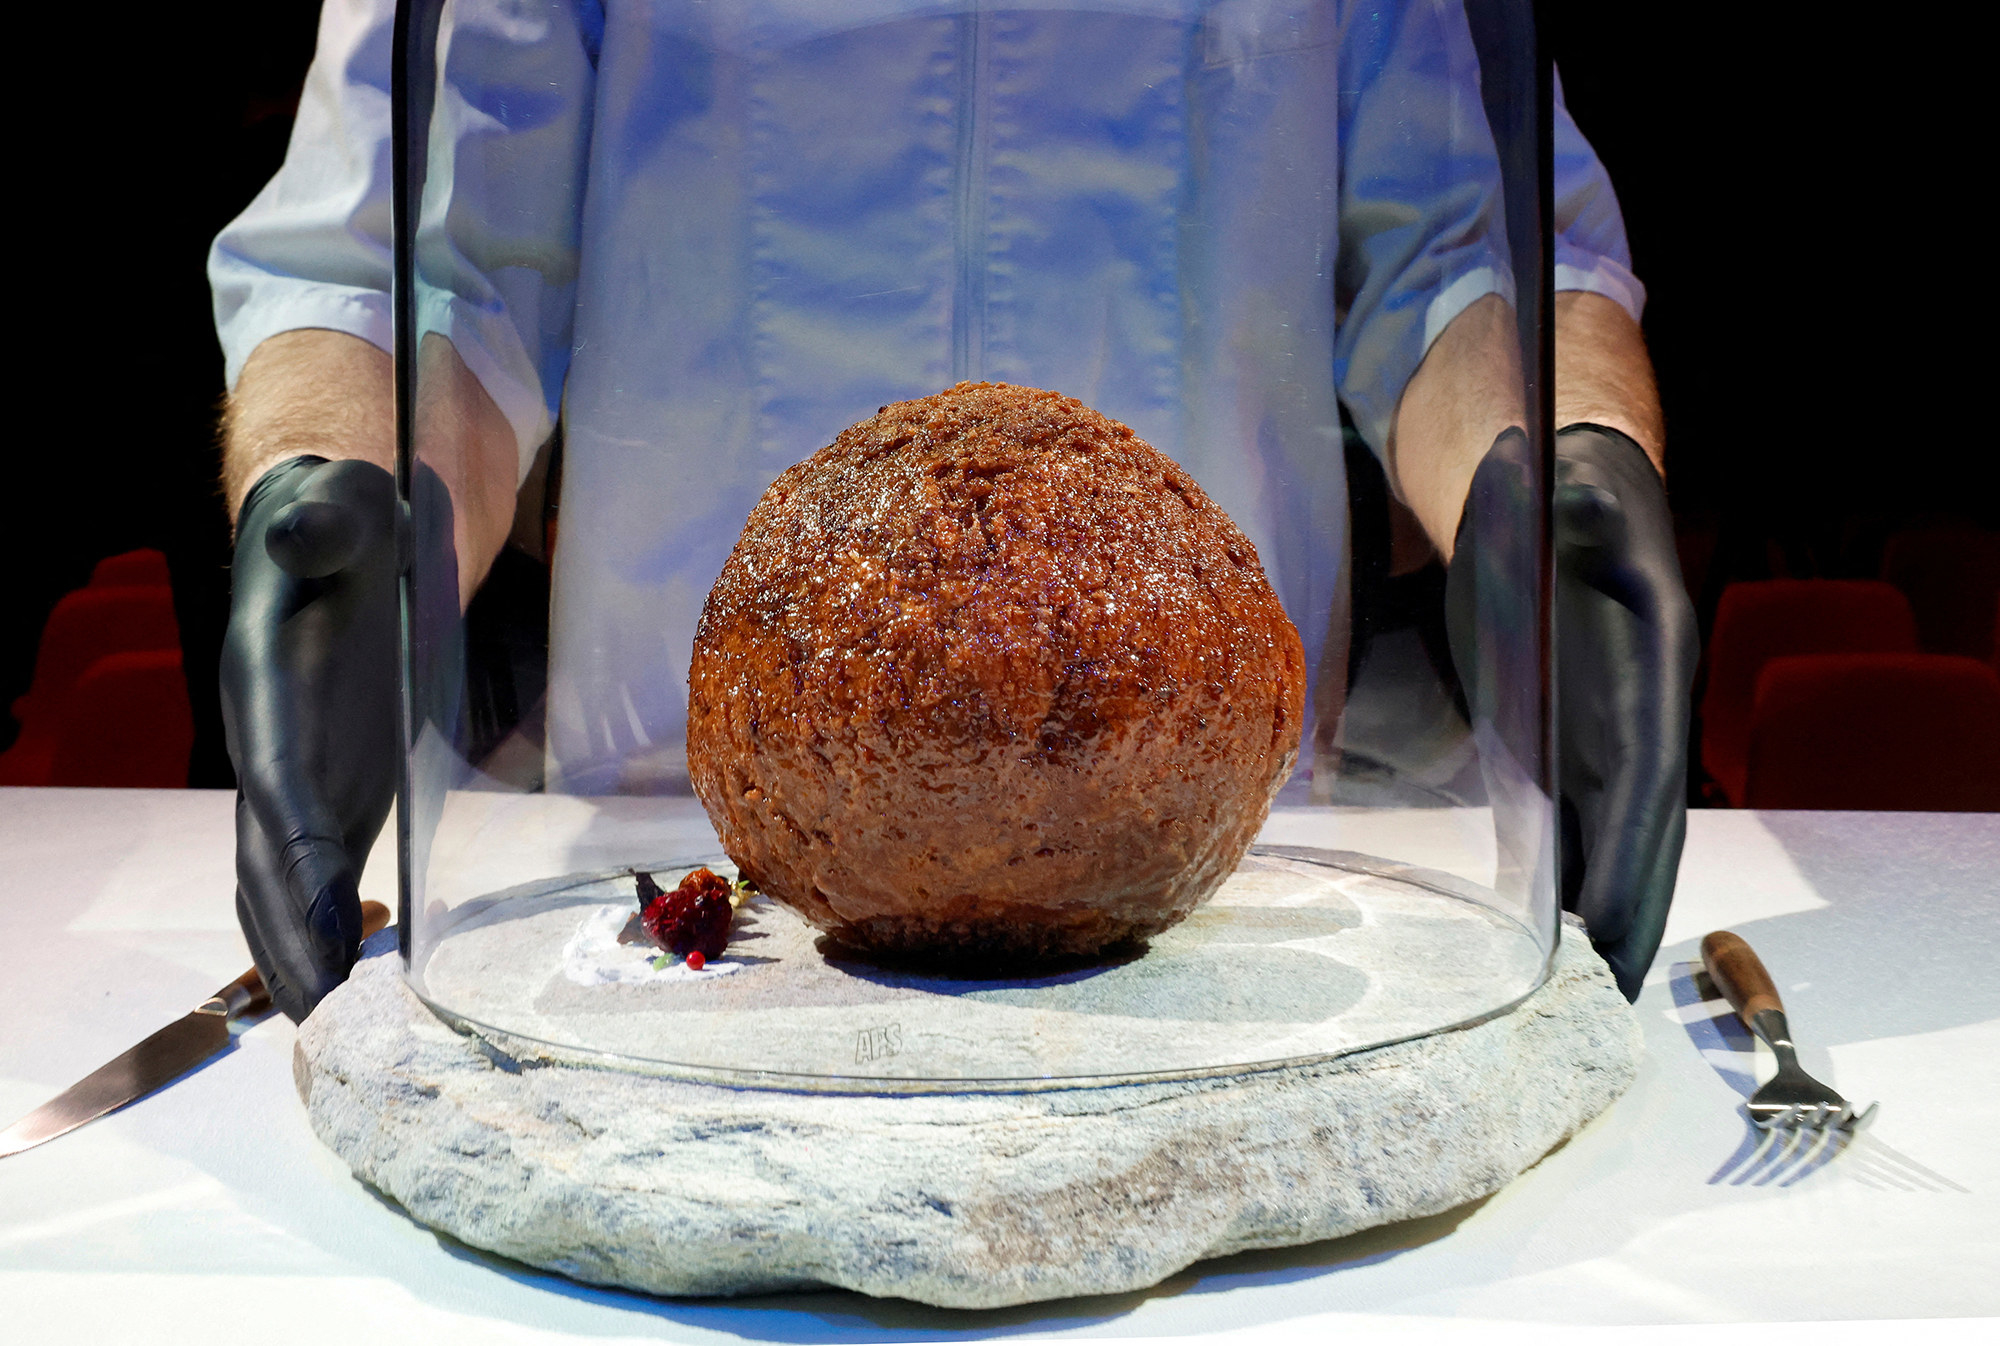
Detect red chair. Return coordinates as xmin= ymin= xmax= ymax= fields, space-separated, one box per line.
xmin=1880 ymin=527 xmax=2000 ymax=661
xmin=0 ymin=586 xmax=184 ymax=785
xmin=48 ymin=651 xmax=195 ymax=789
xmin=88 ymin=548 xmax=172 ymax=590
xmin=1743 ymin=653 xmax=2000 ymax=811
xmin=1701 ymin=580 xmax=1920 ymax=805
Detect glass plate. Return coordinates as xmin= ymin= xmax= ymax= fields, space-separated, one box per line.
xmin=410 ymin=844 xmax=1547 ymax=1093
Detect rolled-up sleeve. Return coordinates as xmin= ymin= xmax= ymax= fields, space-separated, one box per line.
xmin=1552 ymin=70 xmax=1645 ymax=320
xmin=1332 ymin=0 xmax=1511 ymax=459
xmin=209 ymin=0 xmax=398 ymax=394
xmin=208 ymin=0 xmax=600 ymax=481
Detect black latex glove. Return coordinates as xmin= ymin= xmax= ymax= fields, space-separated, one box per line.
xmin=221 ymin=456 xmax=456 ymax=1021
xmin=1447 ymin=425 xmax=1698 ymax=1000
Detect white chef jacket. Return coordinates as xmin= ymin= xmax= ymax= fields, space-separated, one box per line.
xmin=211 ymin=0 xmax=1643 ymax=794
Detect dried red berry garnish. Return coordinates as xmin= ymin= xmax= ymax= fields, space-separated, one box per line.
xmin=638 ymin=867 xmax=735 ymax=960
xmin=685 ymin=951 xmax=706 ymax=971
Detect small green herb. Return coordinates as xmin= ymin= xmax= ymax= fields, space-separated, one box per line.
xmin=651 ymin=953 xmax=673 ymax=970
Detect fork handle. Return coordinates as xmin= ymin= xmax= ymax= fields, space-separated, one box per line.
xmin=1700 ymin=930 xmax=1785 ymax=1029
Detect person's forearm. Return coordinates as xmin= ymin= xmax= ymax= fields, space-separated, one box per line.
xmin=1390 ymin=291 xmax=1666 ymax=559
xmin=223 ymin=330 xmax=394 ymax=517
xmin=223 ymin=329 xmax=519 ymax=602
xmin=1553 ymin=290 xmax=1664 ymax=475
xmin=1389 ymin=292 xmax=1523 ymax=561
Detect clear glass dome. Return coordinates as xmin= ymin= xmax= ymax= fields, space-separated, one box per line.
xmin=393 ymin=0 xmax=1556 ymax=1090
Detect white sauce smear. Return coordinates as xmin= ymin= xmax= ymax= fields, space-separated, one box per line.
xmin=560 ymin=902 xmax=748 ymax=986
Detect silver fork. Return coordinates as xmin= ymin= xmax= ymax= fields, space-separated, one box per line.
xmin=1700 ymin=930 xmax=1878 ymax=1133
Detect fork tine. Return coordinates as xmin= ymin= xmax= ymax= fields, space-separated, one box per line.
xmin=1846 ymin=1102 xmax=1879 ymax=1133
xmin=1829 ymin=1101 xmax=1854 ymax=1130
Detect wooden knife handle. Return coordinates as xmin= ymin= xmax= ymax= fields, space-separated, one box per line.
xmin=1699 ymin=929 xmax=1784 ymax=1029
xmin=208 ymin=900 xmax=394 ymax=1018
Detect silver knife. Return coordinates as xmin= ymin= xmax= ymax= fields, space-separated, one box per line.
xmin=0 ymin=900 xmax=391 ymax=1159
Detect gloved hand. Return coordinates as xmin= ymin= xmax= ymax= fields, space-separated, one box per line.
xmin=221 ymin=456 xmax=456 ymax=1021
xmin=1447 ymin=425 xmax=1698 ymax=1000
xmin=1549 ymin=424 xmax=1698 ymax=998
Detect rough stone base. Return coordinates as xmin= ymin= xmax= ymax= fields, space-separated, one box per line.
xmin=296 ymin=921 xmax=1640 ymax=1309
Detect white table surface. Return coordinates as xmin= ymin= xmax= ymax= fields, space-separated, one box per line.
xmin=2 ymin=788 xmax=1996 ymax=1345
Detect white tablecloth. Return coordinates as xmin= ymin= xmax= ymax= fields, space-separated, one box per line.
xmin=2 ymin=788 xmax=1996 ymax=1344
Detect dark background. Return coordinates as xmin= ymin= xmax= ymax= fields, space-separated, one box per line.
xmin=1547 ymin=6 xmax=1995 ymax=580
xmin=1 ymin=4 xmax=322 ymax=784
xmin=2 ymin=3 xmax=1991 ymax=788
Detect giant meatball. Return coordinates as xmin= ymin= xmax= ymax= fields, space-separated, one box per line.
xmin=688 ymin=383 xmax=1304 ymax=965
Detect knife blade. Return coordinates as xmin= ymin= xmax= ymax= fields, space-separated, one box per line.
xmin=0 ymin=900 xmax=391 ymax=1159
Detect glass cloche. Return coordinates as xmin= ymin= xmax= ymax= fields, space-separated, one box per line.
xmin=390 ymin=0 xmax=1560 ymax=1089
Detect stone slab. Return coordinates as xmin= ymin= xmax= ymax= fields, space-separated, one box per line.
xmin=295 ymin=919 xmax=1640 ymax=1309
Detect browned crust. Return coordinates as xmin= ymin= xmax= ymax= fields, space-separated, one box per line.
xmin=688 ymin=383 xmax=1305 ymax=963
